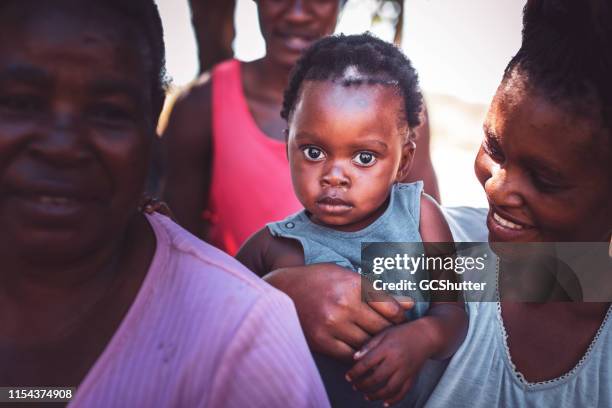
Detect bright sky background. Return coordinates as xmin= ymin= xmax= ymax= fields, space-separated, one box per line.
xmin=156 ymin=0 xmax=523 ymax=104
xmin=403 ymin=0 xmax=523 ymax=104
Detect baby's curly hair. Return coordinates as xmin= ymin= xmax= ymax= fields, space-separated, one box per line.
xmin=281 ymin=33 xmax=423 ymax=135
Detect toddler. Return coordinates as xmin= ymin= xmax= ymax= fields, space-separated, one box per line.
xmin=238 ymin=34 xmax=466 ymax=407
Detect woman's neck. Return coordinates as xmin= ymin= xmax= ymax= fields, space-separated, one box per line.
xmin=5 ymin=240 xmax=121 ymax=292
xmin=244 ymin=56 xmax=292 ymax=101
xmin=0 ymin=213 xmax=154 ymax=342
xmin=0 ymin=213 xmax=145 ymax=302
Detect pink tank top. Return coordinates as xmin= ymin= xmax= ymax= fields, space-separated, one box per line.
xmin=206 ymin=59 xmax=301 ymax=255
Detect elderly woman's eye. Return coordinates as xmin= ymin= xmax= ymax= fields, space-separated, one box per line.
xmin=0 ymin=94 xmax=44 ymax=114
xmin=302 ymin=146 xmax=326 ymax=161
xmin=352 ymin=151 xmax=377 ymax=167
xmin=88 ymin=103 xmax=134 ymax=124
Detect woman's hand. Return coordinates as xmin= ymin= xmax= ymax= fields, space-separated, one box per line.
xmin=264 ymin=264 xmax=413 ymax=361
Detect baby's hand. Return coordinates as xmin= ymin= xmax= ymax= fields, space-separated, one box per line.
xmin=345 ymin=322 xmax=434 ymax=407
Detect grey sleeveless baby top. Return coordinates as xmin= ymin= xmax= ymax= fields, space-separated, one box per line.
xmin=267 ymin=182 xmax=443 ymax=408
xmin=267 ymin=182 xmax=423 ymax=270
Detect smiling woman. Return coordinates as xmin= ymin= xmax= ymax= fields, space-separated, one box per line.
xmin=0 ymin=1 xmax=329 ymax=406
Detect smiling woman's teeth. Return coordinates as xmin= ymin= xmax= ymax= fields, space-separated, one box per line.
xmin=493 ymin=212 xmax=524 ymax=230
xmin=285 ymin=36 xmax=310 ymax=49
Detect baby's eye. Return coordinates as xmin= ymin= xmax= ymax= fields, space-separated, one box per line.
xmin=302 ymin=146 xmax=326 ymax=161
xmin=352 ymin=152 xmax=377 ymax=167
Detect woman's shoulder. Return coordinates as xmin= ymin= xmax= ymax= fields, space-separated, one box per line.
xmin=146 ymin=213 xmax=290 ymax=306
xmin=442 ymin=206 xmax=489 ymax=242
xmin=71 ymin=214 xmax=323 ymax=408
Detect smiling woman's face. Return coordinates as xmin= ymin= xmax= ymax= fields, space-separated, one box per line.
xmin=0 ymin=5 xmax=155 ymax=264
xmin=475 ymin=75 xmax=611 ymax=243
xmin=256 ymin=0 xmax=340 ymax=68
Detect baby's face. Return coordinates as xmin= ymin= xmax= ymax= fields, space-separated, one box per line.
xmin=287 ymin=81 xmax=413 ymax=232
xmin=475 ymin=76 xmax=611 ymax=243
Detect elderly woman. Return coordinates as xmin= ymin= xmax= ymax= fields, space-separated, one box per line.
xmin=0 ymin=1 xmax=328 ymax=406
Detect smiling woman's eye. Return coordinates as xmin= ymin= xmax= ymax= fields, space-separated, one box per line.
xmin=530 ymin=171 xmax=566 ymax=193
xmin=302 ymin=146 xmax=326 ymax=161
xmin=483 ymin=136 xmax=504 ymax=163
xmin=352 ymin=151 xmax=377 ymax=167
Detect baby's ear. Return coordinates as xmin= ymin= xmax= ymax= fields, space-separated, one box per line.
xmin=284 ymin=128 xmax=290 ymax=160
xmin=396 ymin=138 xmax=416 ymax=182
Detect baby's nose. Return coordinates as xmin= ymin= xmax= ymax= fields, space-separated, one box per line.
xmin=321 ymin=164 xmax=350 ymax=188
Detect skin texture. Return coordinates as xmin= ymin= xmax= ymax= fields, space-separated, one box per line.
xmin=0 ymin=4 xmax=159 ymax=388
xmin=476 ymin=72 xmax=611 ymax=383
xmin=161 ymin=0 xmax=439 ymax=239
xmin=237 ymin=80 xmax=466 ymax=405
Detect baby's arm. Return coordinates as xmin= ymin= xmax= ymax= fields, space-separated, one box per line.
xmin=417 ymin=193 xmax=468 ymax=359
xmin=346 ymin=194 xmax=468 ymax=406
xmin=236 ymin=227 xmax=305 ymax=277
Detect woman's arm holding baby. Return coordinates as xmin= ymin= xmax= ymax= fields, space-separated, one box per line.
xmin=347 ymin=194 xmax=468 ymax=405
xmin=238 ymin=232 xmax=413 ymax=361
xmin=265 ymin=264 xmax=414 ymax=361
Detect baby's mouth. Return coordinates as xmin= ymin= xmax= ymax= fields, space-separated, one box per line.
xmin=316 ymin=196 xmax=353 ymax=214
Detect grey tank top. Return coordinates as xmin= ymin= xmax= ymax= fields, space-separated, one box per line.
xmin=268 ymin=182 xmax=445 ymax=407
xmin=426 ymin=302 xmax=612 ymax=407
xmin=267 ymin=182 xmax=423 ymax=271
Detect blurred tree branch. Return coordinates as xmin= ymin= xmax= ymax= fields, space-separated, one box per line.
xmin=188 ymin=0 xmax=236 ymax=74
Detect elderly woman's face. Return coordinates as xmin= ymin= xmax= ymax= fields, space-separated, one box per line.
xmin=0 ymin=8 xmax=154 ymax=263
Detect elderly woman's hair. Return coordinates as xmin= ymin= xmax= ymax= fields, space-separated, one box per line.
xmin=0 ymin=0 xmax=168 ymax=114
xmin=106 ymin=0 xmax=169 ymax=112
xmin=281 ymin=33 xmax=423 ymax=133
xmin=504 ymin=0 xmax=612 ymax=133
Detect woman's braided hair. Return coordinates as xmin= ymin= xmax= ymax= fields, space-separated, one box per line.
xmin=504 ymin=0 xmax=612 ymax=136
